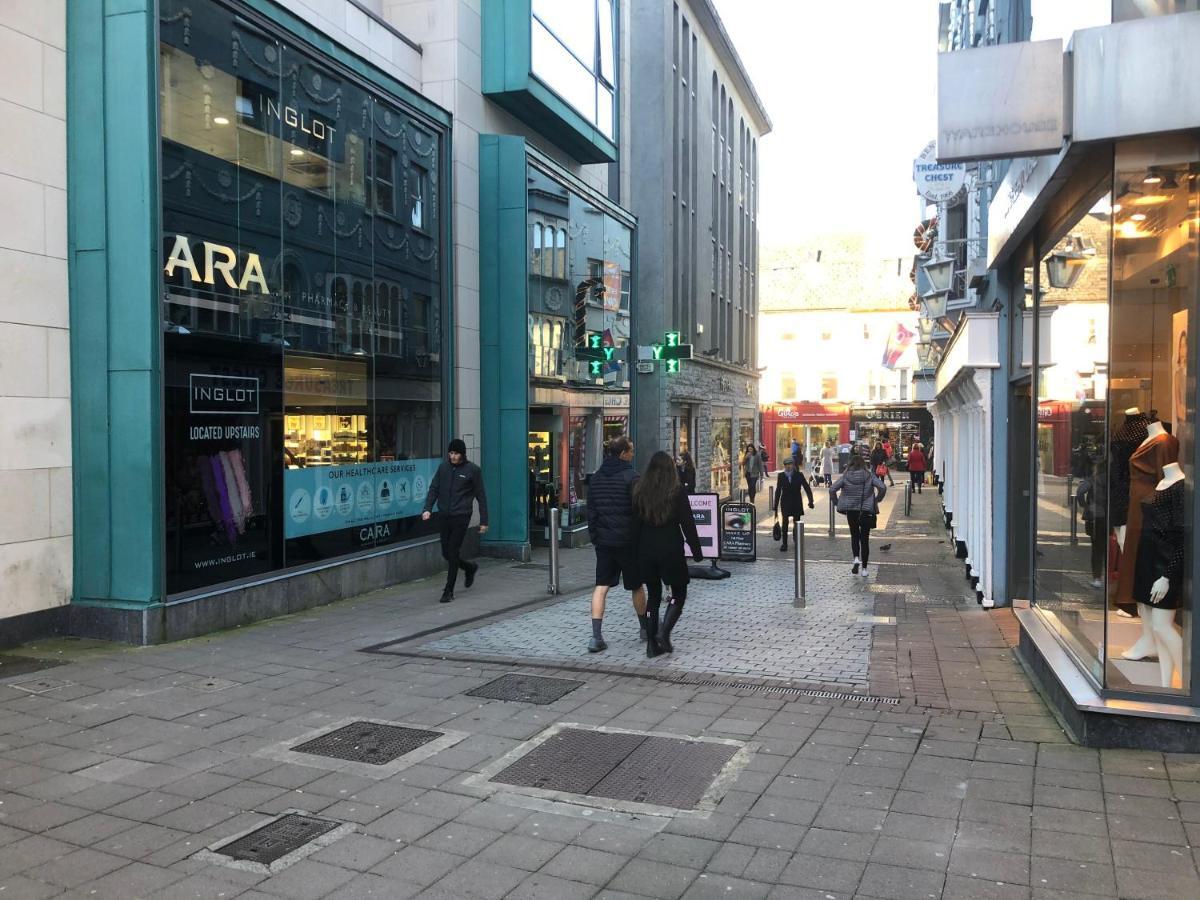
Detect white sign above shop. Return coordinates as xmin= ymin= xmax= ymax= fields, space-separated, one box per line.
xmin=913 ymin=142 xmax=965 ymax=203
xmin=937 ymin=39 xmax=1064 ymax=163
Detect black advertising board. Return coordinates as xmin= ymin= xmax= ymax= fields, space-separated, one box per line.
xmin=720 ymin=501 xmax=756 ymax=561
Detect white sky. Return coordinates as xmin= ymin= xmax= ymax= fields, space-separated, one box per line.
xmin=709 ymin=0 xmax=1112 ymax=255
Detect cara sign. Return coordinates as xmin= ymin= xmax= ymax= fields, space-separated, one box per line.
xmin=913 ymin=142 xmax=966 ymax=203
xmin=684 ymin=493 xmax=720 ymax=559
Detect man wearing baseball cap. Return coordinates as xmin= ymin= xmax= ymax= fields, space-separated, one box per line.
xmin=422 ymin=438 xmax=489 ymax=603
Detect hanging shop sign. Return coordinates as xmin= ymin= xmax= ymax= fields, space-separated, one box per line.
xmin=913 ymin=142 xmax=966 ymax=203
xmin=937 ymin=38 xmax=1064 ymax=163
xmin=719 ymin=501 xmax=756 ymax=561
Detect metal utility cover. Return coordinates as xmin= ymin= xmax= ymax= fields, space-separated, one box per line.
xmin=292 ymin=722 xmax=442 ymax=765
xmin=216 ymin=814 xmax=339 ymax=866
xmin=489 ymin=728 xmax=738 ymax=810
xmin=466 ymin=673 xmax=583 ymax=705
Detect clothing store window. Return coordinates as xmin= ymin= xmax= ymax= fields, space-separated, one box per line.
xmin=711 ymin=416 xmax=731 ymax=496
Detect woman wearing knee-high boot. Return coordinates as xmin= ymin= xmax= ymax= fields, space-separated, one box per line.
xmin=632 ymin=451 xmax=704 ymax=657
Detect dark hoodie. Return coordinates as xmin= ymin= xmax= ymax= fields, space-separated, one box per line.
xmin=423 ymin=456 xmax=488 ymax=523
xmin=586 ymin=456 xmax=639 ymax=548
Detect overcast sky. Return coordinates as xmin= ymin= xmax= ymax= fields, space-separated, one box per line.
xmin=709 ymin=0 xmax=1111 ymax=256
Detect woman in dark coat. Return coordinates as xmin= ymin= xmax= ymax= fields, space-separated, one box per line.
xmin=676 ymin=451 xmax=697 ymax=494
xmin=634 ymin=451 xmax=704 ymax=657
xmin=772 ymin=456 xmax=815 ymax=552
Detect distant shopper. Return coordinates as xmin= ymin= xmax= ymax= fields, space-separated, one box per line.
xmin=422 ymin=438 xmax=488 ymax=603
xmin=821 ymin=439 xmax=836 ymax=487
xmin=790 ymin=437 xmax=801 ymax=465
xmin=772 ymin=456 xmax=814 ymax=552
xmin=758 ymin=442 xmax=770 ymax=473
xmin=1077 ymin=456 xmax=1109 ymax=589
xmin=633 ymin=451 xmax=704 ymax=657
xmin=743 ymin=445 xmax=764 ymax=502
xmin=677 ymin=451 xmax=697 ymax=494
xmin=831 ymin=453 xmax=887 ymax=577
xmin=585 ymin=436 xmax=646 ymax=653
xmin=908 ymin=443 xmax=927 ymax=493
xmin=870 ymin=440 xmax=895 ymax=487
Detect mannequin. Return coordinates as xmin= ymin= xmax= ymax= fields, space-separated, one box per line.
xmin=1118 ymin=420 xmax=1179 ymax=659
xmin=1109 ymin=409 xmax=1149 ymax=617
xmin=1129 ymin=462 xmax=1186 ymax=688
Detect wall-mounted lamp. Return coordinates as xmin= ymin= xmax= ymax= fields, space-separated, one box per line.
xmin=921 ymin=256 xmax=955 ymax=293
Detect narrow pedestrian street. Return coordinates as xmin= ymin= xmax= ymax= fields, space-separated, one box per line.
xmin=3 ymin=483 xmax=1198 ymax=899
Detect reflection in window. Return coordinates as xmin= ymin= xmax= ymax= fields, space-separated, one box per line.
xmin=370 ymin=145 xmax=396 ymax=216
xmin=409 ymin=164 xmax=427 ymax=230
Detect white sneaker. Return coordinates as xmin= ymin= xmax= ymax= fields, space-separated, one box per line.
xmin=860 ymin=566 xmax=870 ymax=578
xmin=1090 ymin=578 xmax=1103 ymax=589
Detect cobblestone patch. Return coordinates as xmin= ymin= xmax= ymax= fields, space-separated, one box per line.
xmin=418 ymin=560 xmax=875 ymax=686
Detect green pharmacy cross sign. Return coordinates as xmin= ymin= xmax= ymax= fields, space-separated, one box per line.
xmin=576 ymin=332 xmax=621 ymax=376
xmin=651 ymin=331 xmax=693 ymax=374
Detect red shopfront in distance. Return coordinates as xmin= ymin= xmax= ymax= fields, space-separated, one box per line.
xmin=762 ymin=402 xmax=851 ymax=473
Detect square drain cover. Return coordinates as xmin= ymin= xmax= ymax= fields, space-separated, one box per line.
xmin=216 ymin=814 xmax=339 ymax=866
xmin=467 ymin=673 xmax=583 ymax=705
xmin=489 ymin=728 xmax=739 ymax=810
xmin=292 ymin=721 xmax=442 ymax=765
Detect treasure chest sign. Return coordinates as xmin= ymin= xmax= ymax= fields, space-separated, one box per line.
xmin=720 ymin=501 xmax=756 ymax=561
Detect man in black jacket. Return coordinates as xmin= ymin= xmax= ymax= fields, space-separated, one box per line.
xmin=422 ymin=438 xmax=489 ymax=603
xmin=584 ymin=435 xmax=646 ymax=652
xmin=772 ymin=456 xmax=814 ymax=552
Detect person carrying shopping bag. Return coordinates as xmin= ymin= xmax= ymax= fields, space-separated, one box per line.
xmin=870 ymin=440 xmax=895 ymax=487
xmin=632 ymin=451 xmax=704 ymax=657
xmin=772 ymin=456 xmax=814 ymax=552
xmin=831 ymin=453 xmax=887 ymax=577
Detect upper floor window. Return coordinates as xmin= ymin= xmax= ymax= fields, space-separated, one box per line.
xmin=531 ymin=0 xmax=616 ymax=139
xmin=781 ymin=374 xmax=797 ymax=400
xmin=409 ymin=164 xmax=428 ymax=231
xmin=821 ymin=373 xmax=838 ymax=400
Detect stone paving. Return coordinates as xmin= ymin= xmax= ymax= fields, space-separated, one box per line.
xmin=410 ymin=560 xmax=875 ymax=687
xmin=0 ymin=488 xmax=1198 ymax=897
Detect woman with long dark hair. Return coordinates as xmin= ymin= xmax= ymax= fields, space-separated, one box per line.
xmin=633 ymin=451 xmax=704 ymax=657
xmin=677 ymin=451 xmax=697 ymax=494
xmin=831 ymin=452 xmax=887 ymax=577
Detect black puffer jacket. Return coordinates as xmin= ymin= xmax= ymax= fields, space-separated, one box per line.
xmin=587 ymin=457 xmax=638 ymax=548
xmin=423 ymin=459 xmax=488 ymax=524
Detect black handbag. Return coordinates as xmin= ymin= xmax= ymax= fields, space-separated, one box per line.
xmin=772 ymin=511 xmax=782 ymax=542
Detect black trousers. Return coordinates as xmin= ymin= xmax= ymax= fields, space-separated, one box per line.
xmin=910 ymin=471 xmax=924 ymax=490
xmin=846 ymin=510 xmax=873 ymax=565
xmin=439 ymin=515 xmax=472 ymax=591
xmin=639 ymin=553 xmax=688 ymax=616
xmin=779 ymin=511 xmax=802 ymax=547
xmin=1089 ymin=516 xmax=1108 ymax=580
xmin=746 ymin=476 xmax=759 ymax=501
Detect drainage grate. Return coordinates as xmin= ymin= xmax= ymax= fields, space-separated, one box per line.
xmin=0 ymin=657 xmax=65 ymax=680
xmin=215 ymin=814 xmax=339 ymax=866
xmin=855 ymin=615 xmax=898 ymax=626
xmin=466 ymin=673 xmax=583 ymax=705
xmin=489 ymin=728 xmax=738 ymax=810
xmin=687 ymin=679 xmax=900 ymax=705
xmin=292 ymin=722 xmax=442 ymax=765
xmin=510 ymin=563 xmax=549 ymax=570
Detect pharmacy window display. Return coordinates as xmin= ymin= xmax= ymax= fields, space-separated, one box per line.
xmin=1029 ymin=136 xmax=1198 ymax=694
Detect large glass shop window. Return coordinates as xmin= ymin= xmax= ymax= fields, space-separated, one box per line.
xmin=160 ymin=0 xmax=444 ymax=593
xmin=1102 ymin=138 xmax=1197 ymax=693
xmin=530 ymin=0 xmax=616 ymax=139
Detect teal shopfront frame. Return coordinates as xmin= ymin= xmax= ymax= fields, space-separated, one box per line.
xmin=67 ymin=0 xmax=453 ymax=638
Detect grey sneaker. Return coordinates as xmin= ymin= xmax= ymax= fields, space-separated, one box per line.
xmin=587 ymin=637 xmax=607 ymax=653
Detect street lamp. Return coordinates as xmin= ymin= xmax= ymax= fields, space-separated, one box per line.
xmin=921 ymin=256 xmax=955 ymax=293
xmin=1045 ymin=235 xmax=1096 ymax=290
xmin=917 ymin=318 xmax=935 ymax=345
xmin=920 ymin=289 xmax=949 ymax=320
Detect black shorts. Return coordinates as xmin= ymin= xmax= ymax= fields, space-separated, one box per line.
xmin=595 ymin=546 xmax=642 ymax=590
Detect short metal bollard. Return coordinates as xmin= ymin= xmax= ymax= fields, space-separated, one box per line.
xmin=1066 ymin=474 xmax=1075 ymax=511
xmin=904 ymin=482 xmax=912 ymax=517
xmin=1068 ymin=495 xmax=1078 ymax=546
xmin=828 ymin=492 xmax=836 ymax=537
xmin=793 ymin=521 xmax=806 ymax=608
xmin=768 ymin=485 xmax=775 ymax=511
xmin=548 ymin=507 xmax=561 ymax=595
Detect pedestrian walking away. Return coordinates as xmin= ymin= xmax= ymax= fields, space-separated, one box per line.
xmin=831 ymin=452 xmax=887 ymax=577
xmin=790 ymin=437 xmax=801 ymax=466
xmin=585 ymin=435 xmax=647 ymax=652
xmin=1077 ymin=455 xmax=1109 ymax=589
xmin=758 ymin=441 xmax=770 ymax=474
xmin=908 ymin=442 xmax=927 ymax=493
xmin=821 ymin=438 xmax=836 ymax=487
xmin=772 ymin=456 xmax=814 ymax=552
xmin=633 ymin=451 xmax=704 ymax=657
xmin=422 ymin=438 xmax=488 ymax=603
xmin=870 ymin=440 xmax=895 ymax=487
xmin=743 ymin=444 xmax=764 ymax=501
xmin=677 ymin=450 xmax=697 ymax=494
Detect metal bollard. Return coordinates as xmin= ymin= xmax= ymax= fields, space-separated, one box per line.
xmin=793 ymin=521 xmax=806 ymax=608
xmin=1068 ymin=495 xmax=1078 ymax=546
xmin=1066 ymin=474 xmax=1075 ymax=511
xmin=768 ymin=485 xmax=775 ymax=512
xmin=828 ymin=492 xmax=835 ymax=537
xmin=548 ymin=507 xmax=561 ymax=595
xmin=904 ymin=482 xmax=912 ymax=517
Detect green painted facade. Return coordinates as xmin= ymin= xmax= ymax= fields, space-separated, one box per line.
xmin=481 ymin=0 xmax=618 ymax=164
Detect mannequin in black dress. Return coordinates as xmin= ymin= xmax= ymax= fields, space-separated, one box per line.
xmin=1131 ymin=462 xmax=1186 ymax=688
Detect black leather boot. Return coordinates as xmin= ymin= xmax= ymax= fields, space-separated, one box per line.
xmin=659 ymin=599 xmax=684 ymax=653
xmin=644 ymin=611 xmax=663 ymax=658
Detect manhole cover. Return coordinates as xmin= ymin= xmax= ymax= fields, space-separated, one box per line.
xmin=292 ymin=721 xmax=442 ymax=765
xmin=0 ymin=657 xmax=65 ymax=680
xmin=489 ymin=728 xmax=738 ymax=810
xmin=188 ymin=677 xmax=239 ymax=693
xmin=215 ymin=814 xmax=339 ymax=866
xmin=10 ymin=678 xmax=73 ymax=694
xmin=466 ymin=673 xmax=583 ymax=705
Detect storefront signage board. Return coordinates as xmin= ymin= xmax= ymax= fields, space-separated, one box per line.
xmin=937 ymin=38 xmax=1064 ymax=163
xmin=684 ymin=492 xmax=720 ymax=560
xmin=913 ymin=141 xmax=965 ymax=203
xmin=285 ymin=458 xmax=440 ymax=540
xmin=719 ymin=501 xmax=756 ymax=561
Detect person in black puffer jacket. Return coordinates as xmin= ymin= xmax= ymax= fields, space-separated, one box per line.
xmin=422 ymin=438 xmax=489 ymax=603
xmin=584 ymin=435 xmax=646 ymax=653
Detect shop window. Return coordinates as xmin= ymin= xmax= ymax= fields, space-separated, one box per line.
xmin=711 ymin=417 xmax=732 ymax=496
